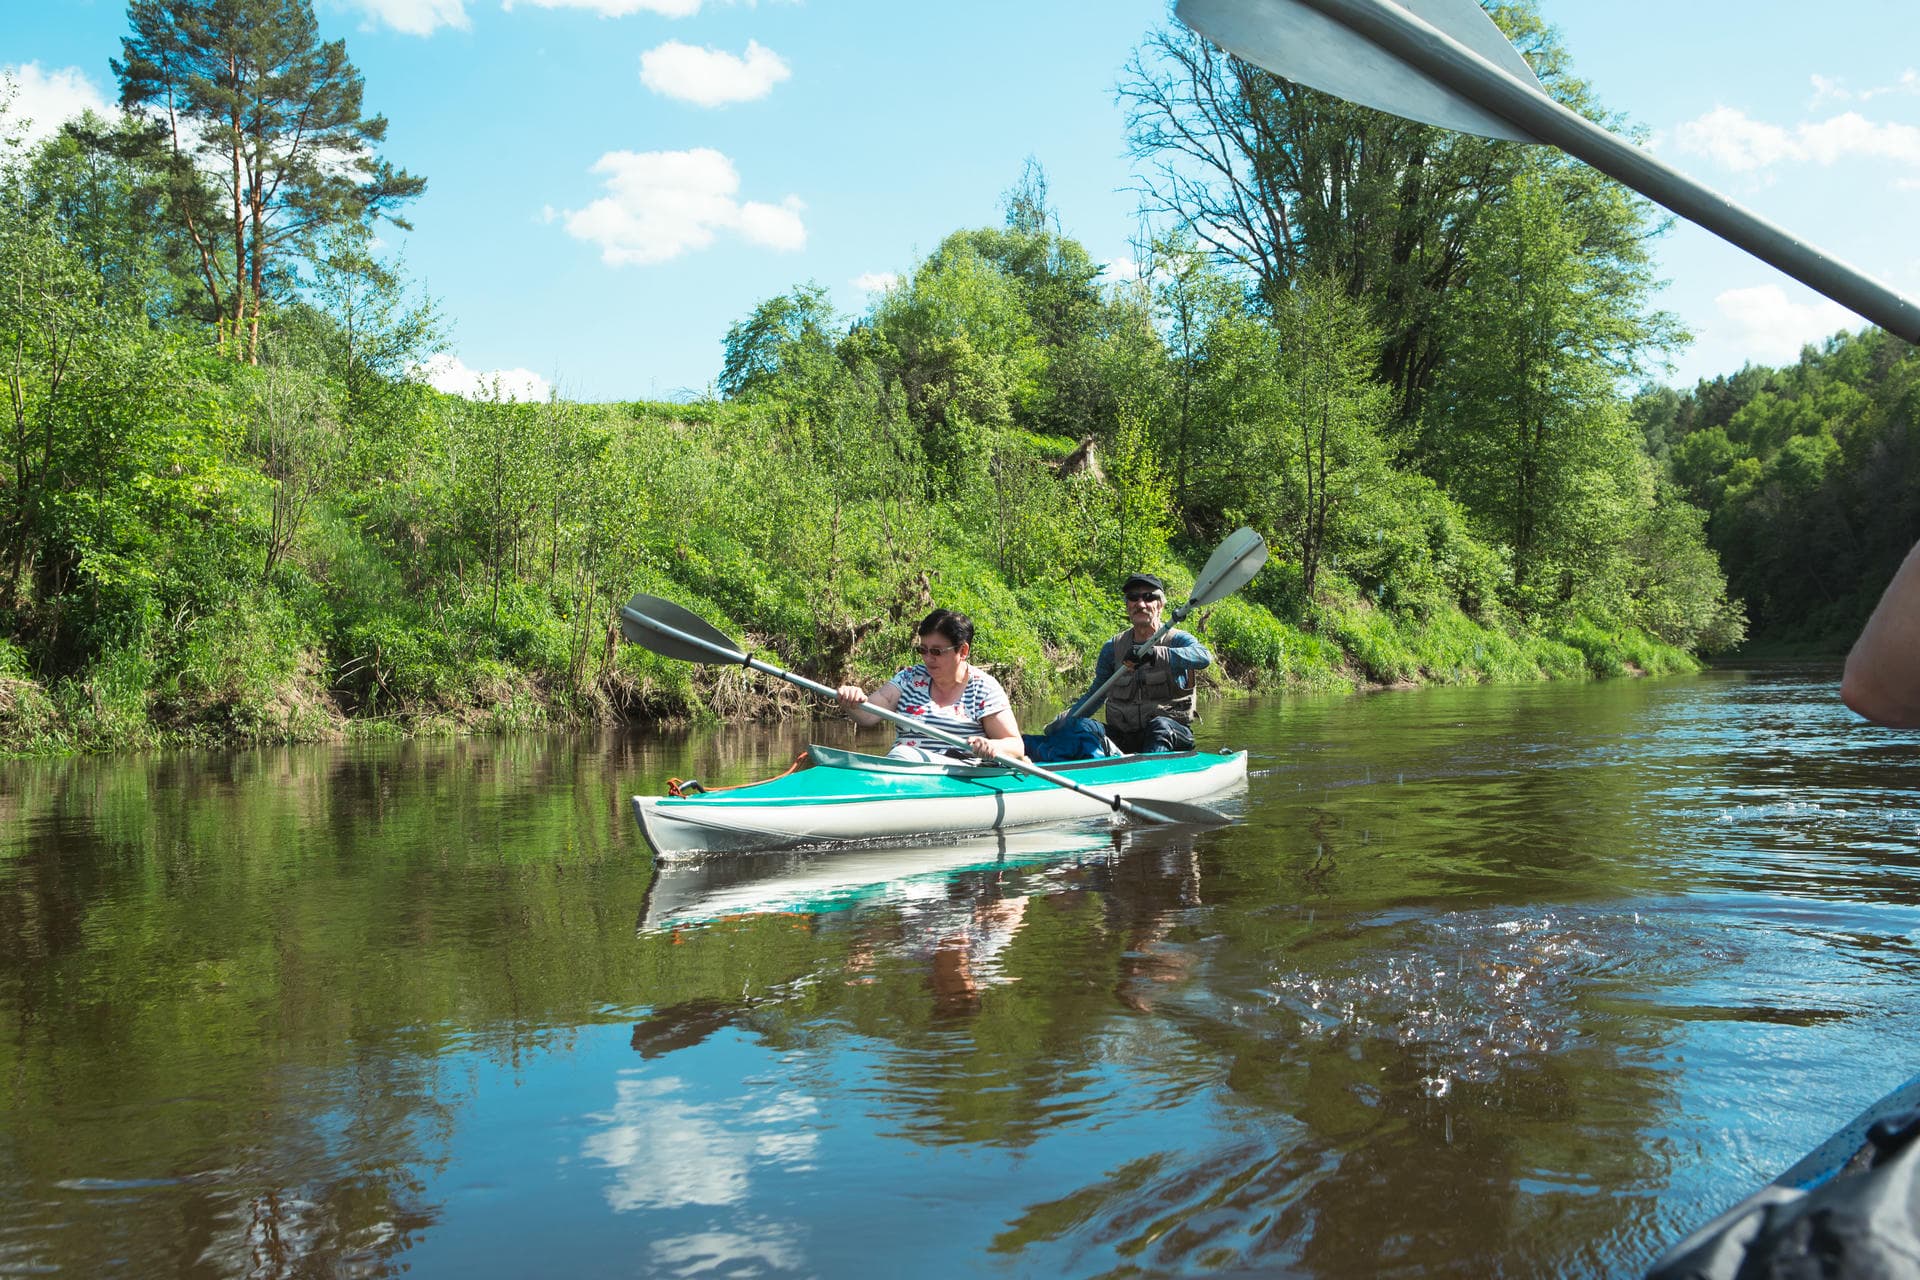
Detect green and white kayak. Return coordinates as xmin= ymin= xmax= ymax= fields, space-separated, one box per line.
xmin=631 ymin=744 xmax=1248 ymax=860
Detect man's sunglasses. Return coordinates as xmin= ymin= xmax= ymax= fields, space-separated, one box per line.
xmin=1125 ymin=592 xmax=1162 ymax=604
xmin=914 ymin=643 xmax=957 ymax=657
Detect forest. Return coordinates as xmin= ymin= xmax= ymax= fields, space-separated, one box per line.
xmin=1 ymin=0 xmax=1904 ymax=755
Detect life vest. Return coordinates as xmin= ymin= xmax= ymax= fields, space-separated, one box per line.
xmin=1104 ymin=628 xmax=1196 ymax=736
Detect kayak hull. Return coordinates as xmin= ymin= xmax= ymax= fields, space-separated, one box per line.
xmin=631 ymin=746 xmax=1248 ymax=860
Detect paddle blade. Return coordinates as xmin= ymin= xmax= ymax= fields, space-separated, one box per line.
xmin=619 ymin=593 xmax=745 ymax=665
xmin=1188 ymin=526 xmax=1269 ymax=608
xmin=1121 ymin=796 xmax=1235 ymax=829
xmin=1176 ymin=0 xmax=1543 ymax=143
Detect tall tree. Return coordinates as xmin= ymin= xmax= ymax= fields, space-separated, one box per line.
xmin=718 ymin=284 xmax=839 ymax=401
xmin=1119 ymin=1 xmax=1668 ymax=429
xmin=114 ymin=0 xmax=424 ymax=362
xmin=1427 ymin=169 xmax=1644 ymax=613
xmin=1148 ymin=234 xmax=1250 ymax=525
xmin=865 ymin=242 xmax=1042 ymax=499
xmin=1270 ymin=278 xmax=1395 ymax=603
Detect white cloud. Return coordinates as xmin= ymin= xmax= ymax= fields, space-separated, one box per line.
xmin=560 ymin=148 xmax=804 ymax=266
xmin=414 ymin=353 xmax=553 ymax=402
xmin=851 ymin=272 xmax=897 ymax=293
xmin=640 ymin=40 xmax=789 ymax=107
xmin=345 ymin=0 xmax=470 ymax=35
xmin=1 ymin=63 xmax=114 ymax=148
xmin=1103 ymin=257 xmax=1142 ymax=283
xmin=652 ymin=1230 xmax=805 ymax=1274
xmin=503 ymin=0 xmax=706 ymax=17
xmin=1811 ymin=69 xmax=1920 ymax=105
xmin=1712 ymin=285 xmax=1856 ymax=364
xmin=583 ymin=1074 xmax=817 ymax=1218
xmin=1673 ymin=106 xmax=1920 ymax=173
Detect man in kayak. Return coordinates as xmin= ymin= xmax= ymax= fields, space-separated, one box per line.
xmin=1078 ymin=573 xmax=1213 ymax=755
xmin=835 ymin=609 xmax=1028 ymax=763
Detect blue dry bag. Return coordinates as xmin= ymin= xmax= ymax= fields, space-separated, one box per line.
xmin=1022 ymin=717 xmax=1116 ymax=763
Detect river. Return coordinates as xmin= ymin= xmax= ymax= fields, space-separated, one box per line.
xmin=2 ymin=665 xmax=1917 ymax=1277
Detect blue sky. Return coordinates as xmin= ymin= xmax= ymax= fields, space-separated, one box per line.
xmin=7 ymin=0 xmax=1918 ymax=402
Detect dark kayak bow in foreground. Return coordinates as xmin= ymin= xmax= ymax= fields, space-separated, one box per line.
xmin=1645 ymin=1071 xmax=1920 ymax=1278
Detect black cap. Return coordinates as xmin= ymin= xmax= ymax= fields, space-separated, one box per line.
xmin=1123 ymin=573 xmax=1165 ymax=596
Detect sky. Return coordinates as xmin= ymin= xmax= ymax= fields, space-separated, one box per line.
xmin=5 ymin=0 xmax=1918 ymax=403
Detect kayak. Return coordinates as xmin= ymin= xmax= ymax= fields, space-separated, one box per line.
xmin=630 ymin=744 xmax=1248 ymax=860
xmin=1644 ymin=1071 xmax=1920 ymax=1278
xmin=639 ymin=825 xmax=1124 ymax=930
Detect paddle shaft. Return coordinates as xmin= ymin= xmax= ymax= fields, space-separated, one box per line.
xmin=1268 ymin=0 xmax=1920 ymax=343
xmin=1061 ymin=602 xmax=1195 ymax=722
xmin=618 ymin=605 xmax=1191 ymax=824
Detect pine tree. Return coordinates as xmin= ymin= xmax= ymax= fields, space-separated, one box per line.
xmin=114 ymin=0 xmax=425 ymax=362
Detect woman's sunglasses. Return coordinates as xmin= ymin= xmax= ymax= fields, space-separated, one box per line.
xmin=914 ymin=643 xmax=957 ymax=657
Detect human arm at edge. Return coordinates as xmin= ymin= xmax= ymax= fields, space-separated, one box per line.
xmin=1842 ymin=539 xmax=1920 ymax=729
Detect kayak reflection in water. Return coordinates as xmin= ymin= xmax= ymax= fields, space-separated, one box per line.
xmin=835 ymin=608 xmax=1027 ymax=764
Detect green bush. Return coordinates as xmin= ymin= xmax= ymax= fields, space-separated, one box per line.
xmin=1205 ymin=596 xmax=1343 ymax=688
xmin=160 ymin=589 xmax=334 ymax=742
xmin=1549 ymin=615 xmax=1699 ymax=679
xmin=1320 ymin=603 xmax=1421 ymax=684
xmin=56 ymin=643 xmax=158 ymax=751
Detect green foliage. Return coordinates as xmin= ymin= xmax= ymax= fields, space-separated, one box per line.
xmin=1319 ymin=604 xmax=1422 ymax=685
xmin=1264 ymin=277 xmax=1396 ymax=603
xmin=719 ymin=283 xmax=839 ymax=400
xmin=1649 ymin=328 xmax=1919 ymax=646
xmin=1426 ymin=168 xmax=1658 ymax=616
xmin=54 ymin=640 xmax=158 ymax=751
xmin=1550 ymin=616 xmax=1698 ymax=679
xmin=158 ymin=587 xmax=335 ymax=742
xmin=1404 ymin=607 xmax=1538 ymax=684
xmin=1621 ymin=478 xmax=1746 ymax=652
xmin=0 ymin=72 xmax=1741 ymax=754
xmin=1205 ymin=596 xmax=1344 ymax=688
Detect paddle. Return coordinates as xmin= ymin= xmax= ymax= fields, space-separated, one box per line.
xmin=1058 ymin=525 xmax=1268 ymax=723
xmin=1173 ymin=0 xmax=1920 ymax=345
xmin=617 ymin=595 xmax=1232 ymax=829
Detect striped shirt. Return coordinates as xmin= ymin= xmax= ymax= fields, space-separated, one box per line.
xmin=882 ymin=665 xmax=1012 ymax=754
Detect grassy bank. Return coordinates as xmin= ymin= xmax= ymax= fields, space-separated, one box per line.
xmin=0 ymin=446 xmax=1698 ymax=758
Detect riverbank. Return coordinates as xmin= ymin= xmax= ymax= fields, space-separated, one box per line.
xmin=0 ymin=577 xmax=1696 ymax=757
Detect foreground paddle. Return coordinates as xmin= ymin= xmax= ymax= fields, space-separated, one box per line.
xmin=1174 ymin=0 xmax=1920 ymax=344
xmin=618 ymin=595 xmax=1231 ymax=829
xmin=1061 ymin=525 xmax=1268 ymax=722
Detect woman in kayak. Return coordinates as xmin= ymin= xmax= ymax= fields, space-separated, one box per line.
xmin=835 ymin=609 xmax=1028 ymax=763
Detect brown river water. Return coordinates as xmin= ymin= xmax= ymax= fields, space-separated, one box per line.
xmin=2 ymin=664 xmax=1917 ymax=1277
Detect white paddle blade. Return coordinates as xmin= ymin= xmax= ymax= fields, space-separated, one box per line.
xmin=1176 ymin=0 xmax=1543 ymax=143
xmin=619 ymin=593 xmax=746 ymax=665
xmin=1189 ymin=527 xmax=1270 ymax=608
